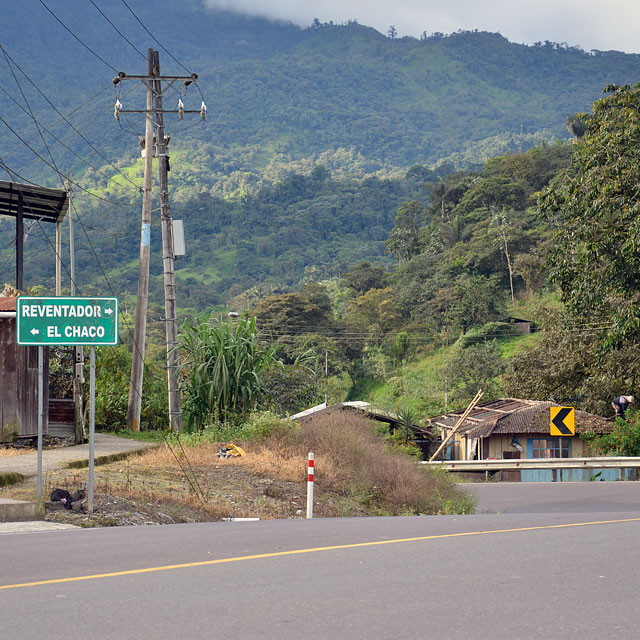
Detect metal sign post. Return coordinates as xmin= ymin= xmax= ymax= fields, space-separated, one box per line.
xmin=37 ymin=346 xmax=44 ymax=500
xmin=88 ymin=346 xmax=96 ymax=515
xmin=18 ymin=296 xmax=119 ymax=513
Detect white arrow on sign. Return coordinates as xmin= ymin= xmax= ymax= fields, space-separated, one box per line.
xmin=30 ymin=328 xmax=39 ymax=335
xmin=104 ymin=308 xmax=114 ymax=316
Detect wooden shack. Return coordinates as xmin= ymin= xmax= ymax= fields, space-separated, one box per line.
xmin=0 ymin=296 xmax=49 ymax=441
xmin=429 ymin=398 xmax=620 ymax=481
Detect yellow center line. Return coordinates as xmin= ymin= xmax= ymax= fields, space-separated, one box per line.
xmin=2 ymin=516 xmax=639 ymax=591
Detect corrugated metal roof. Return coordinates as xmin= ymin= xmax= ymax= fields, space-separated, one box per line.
xmin=0 ymin=180 xmax=68 ymax=223
xmin=0 ymin=296 xmax=16 ymax=312
xmin=430 ymin=398 xmax=613 ymax=438
xmin=289 ymin=402 xmax=328 ymax=420
xmin=291 ymin=402 xmax=433 ymax=436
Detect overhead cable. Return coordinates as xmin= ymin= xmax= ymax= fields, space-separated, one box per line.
xmin=39 ymin=0 xmax=119 ymax=72
xmin=0 ymin=45 xmax=142 ymax=194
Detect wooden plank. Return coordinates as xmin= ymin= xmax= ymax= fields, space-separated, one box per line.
xmin=429 ymin=390 xmax=484 ymax=462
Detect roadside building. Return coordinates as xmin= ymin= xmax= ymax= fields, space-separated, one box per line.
xmin=503 ymin=316 xmax=536 ymax=334
xmin=0 ymin=296 xmax=49 ymax=441
xmin=291 ymin=401 xmax=434 ymax=458
xmin=429 ymin=398 xmax=620 ymax=481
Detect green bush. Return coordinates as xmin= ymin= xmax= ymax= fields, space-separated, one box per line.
xmin=178 ymin=314 xmax=279 ymax=428
xmin=580 ymin=409 xmax=640 ymax=456
xmin=95 ymin=345 xmax=168 ymax=431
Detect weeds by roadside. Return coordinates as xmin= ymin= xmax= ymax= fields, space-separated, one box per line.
xmin=0 ymin=411 xmax=474 ymax=525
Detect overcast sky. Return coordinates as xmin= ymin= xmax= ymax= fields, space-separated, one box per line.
xmin=203 ymin=0 xmax=640 ymax=53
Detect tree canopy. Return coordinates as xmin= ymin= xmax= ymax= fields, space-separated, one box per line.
xmin=538 ymin=83 xmax=640 ymax=347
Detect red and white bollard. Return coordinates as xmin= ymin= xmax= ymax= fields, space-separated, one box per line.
xmin=306 ymin=452 xmax=314 ymax=519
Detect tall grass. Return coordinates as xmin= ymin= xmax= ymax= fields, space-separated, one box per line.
xmin=178 ymin=314 xmax=279 ymax=428
xmin=252 ymin=411 xmax=474 ymax=515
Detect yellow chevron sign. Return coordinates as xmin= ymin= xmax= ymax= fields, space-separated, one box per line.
xmin=550 ymin=407 xmax=575 ymax=436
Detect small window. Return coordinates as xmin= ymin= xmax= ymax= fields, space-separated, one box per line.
xmin=530 ymin=438 xmax=570 ymax=458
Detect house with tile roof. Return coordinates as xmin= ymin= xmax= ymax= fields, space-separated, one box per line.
xmin=428 ymin=398 xmax=623 ymax=480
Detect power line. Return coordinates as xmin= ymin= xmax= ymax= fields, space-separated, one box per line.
xmin=12 ymin=82 xmax=142 ymax=180
xmin=89 ymin=0 xmax=147 ymax=62
xmin=30 ymin=212 xmax=151 ymax=404
xmin=2 ymin=155 xmax=153 ymax=406
xmin=67 ymin=198 xmax=164 ymax=397
xmin=121 ymin=0 xmax=192 ymax=74
xmin=0 ymin=113 xmax=134 ymax=207
xmin=0 ymin=45 xmax=142 ymax=194
xmin=0 ymin=81 xmax=140 ymax=197
xmin=39 ymin=0 xmax=119 ymax=72
xmin=0 ymin=82 xmax=113 ymax=160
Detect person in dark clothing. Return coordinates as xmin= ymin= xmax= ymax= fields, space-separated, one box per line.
xmin=612 ymin=395 xmax=634 ymax=418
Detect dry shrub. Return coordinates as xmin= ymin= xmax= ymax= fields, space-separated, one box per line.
xmin=132 ymin=442 xmax=223 ymax=468
xmin=255 ymin=411 xmax=473 ymax=515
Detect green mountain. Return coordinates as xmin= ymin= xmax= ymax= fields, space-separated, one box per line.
xmin=1 ymin=2 xmax=640 ymax=305
xmin=3 ymin=1 xmax=640 ymax=181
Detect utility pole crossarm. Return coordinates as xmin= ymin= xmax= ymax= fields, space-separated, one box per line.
xmin=119 ymin=110 xmax=203 ymax=114
xmin=114 ymin=73 xmax=198 ymax=83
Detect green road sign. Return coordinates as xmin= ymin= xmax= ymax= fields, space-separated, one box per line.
xmin=17 ymin=297 xmax=118 ymax=346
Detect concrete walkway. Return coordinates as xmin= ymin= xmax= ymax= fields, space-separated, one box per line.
xmin=0 ymin=433 xmax=158 ymax=523
xmin=0 ymin=433 xmax=157 ymax=477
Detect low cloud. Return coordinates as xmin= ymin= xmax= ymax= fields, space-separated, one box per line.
xmin=202 ymin=0 xmax=640 ymax=53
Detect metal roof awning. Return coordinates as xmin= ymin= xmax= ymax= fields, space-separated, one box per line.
xmin=0 ymin=180 xmax=69 ymax=223
xmin=0 ymin=180 xmax=69 ymax=291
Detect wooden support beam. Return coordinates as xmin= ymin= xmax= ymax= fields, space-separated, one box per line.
xmin=429 ymin=390 xmax=484 ymax=462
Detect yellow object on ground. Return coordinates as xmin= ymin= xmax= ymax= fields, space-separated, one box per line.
xmin=219 ymin=443 xmax=245 ymax=457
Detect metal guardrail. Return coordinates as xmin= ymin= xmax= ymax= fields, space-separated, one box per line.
xmin=421 ymin=457 xmax=640 ymax=471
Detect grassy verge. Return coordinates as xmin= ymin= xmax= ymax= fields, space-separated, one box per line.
xmin=0 ymin=412 xmax=474 ymax=523
xmin=250 ymin=411 xmax=474 ymax=515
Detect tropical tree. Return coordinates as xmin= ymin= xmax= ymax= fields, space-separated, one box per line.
xmin=178 ymin=314 xmax=279 ymax=428
xmin=565 ymin=113 xmax=586 ymax=139
xmin=347 ymin=287 xmax=402 ymax=345
xmin=343 ymin=261 xmax=387 ymax=294
xmin=538 ymin=83 xmax=640 ymax=348
xmin=503 ymin=308 xmax=640 ymax=415
xmin=385 ymin=201 xmax=426 ymax=263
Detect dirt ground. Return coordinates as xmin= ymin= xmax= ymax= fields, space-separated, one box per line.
xmin=1 ymin=444 xmax=369 ymax=527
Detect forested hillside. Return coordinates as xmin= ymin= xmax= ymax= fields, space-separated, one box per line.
xmin=2 ymin=1 xmax=640 ymax=306
xmin=239 ymin=142 xmax=574 ymax=413
xmin=3 ymin=4 xmax=640 ymax=427
xmin=2 ymin=0 xmax=640 ymax=189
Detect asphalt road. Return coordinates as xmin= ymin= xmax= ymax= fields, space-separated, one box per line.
xmin=467 ymin=480 xmax=640 ymax=513
xmin=1 ymin=504 xmax=640 ymax=639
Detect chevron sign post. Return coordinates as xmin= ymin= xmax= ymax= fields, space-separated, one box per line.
xmin=550 ymin=407 xmax=575 ymax=436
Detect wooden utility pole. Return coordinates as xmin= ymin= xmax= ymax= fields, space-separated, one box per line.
xmin=116 ymin=51 xmax=201 ymax=432
xmin=68 ymin=176 xmax=85 ymax=444
xmin=16 ymin=192 xmax=23 ymax=291
xmin=152 ymin=50 xmax=183 ymax=432
xmin=55 ymin=220 xmax=62 ymax=295
xmin=127 ymin=49 xmax=155 ymax=432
